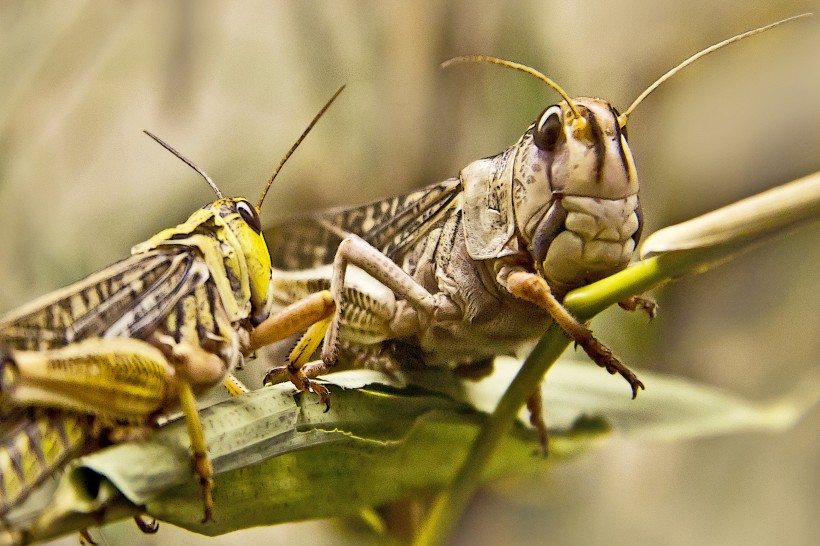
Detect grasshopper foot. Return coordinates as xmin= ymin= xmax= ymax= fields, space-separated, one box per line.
xmin=618 ymin=296 xmax=658 ymax=320
xmin=134 ymin=515 xmax=160 ymax=534
xmin=265 ymin=362 xmax=332 ymax=411
xmin=581 ymin=341 xmax=645 ymax=399
xmin=298 ymin=376 xmax=332 ymax=412
xmin=526 ymin=389 xmax=549 ymax=457
xmin=504 ymin=269 xmax=645 ymax=398
xmin=194 ymin=455 xmax=215 ymax=523
xmin=79 ymin=529 xmax=97 ymax=545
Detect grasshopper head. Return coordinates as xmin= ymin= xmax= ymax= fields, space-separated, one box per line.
xmin=451 ymin=14 xmax=809 ymax=289
xmin=142 ymin=86 xmax=345 ymax=327
xmin=450 ymin=58 xmax=641 ymax=288
xmin=513 ymin=98 xmax=642 ymax=290
xmin=206 ymin=198 xmax=273 ymax=325
xmin=530 ymin=99 xmax=638 ymax=199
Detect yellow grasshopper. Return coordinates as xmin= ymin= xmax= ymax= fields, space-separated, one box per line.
xmin=0 ymin=88 xmax=342 ymax=530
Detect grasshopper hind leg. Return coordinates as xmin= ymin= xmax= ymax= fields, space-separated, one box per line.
xmin=453 ymin=357 xmax=550 ymax=455
xmin=525 ymin=388 xmax=549 ymax=456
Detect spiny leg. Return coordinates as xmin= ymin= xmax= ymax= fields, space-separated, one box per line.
xmin=223 ymin=374 xmax=250 ymax=396
xmin=176 ymin=379 xmax=214 ymax=523
xmin=249 ymin=290 xmax=335 ymax=351
xmin=526 ymin=387 xmax=549 ymax=456
xmin=618 ymin=295 xmax=658 ymax=319
xmin=322 ymin=234 xmax=439 ymax=365
xmin=264 ymin=316 xmax=333 ymax=410
xmin=502 ymin=268 xmax=644 ymax=398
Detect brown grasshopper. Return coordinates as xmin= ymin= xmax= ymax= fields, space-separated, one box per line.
xmin=0 ymin=88 xmax=342 ymax=535
xmin=263 ymin=16 xmax=807 ymax=447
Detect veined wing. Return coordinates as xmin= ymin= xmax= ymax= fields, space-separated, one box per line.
xmin=0 ymin=408 xmax=89 ymax=517
xmin=268 ymin=177 xmax=461 ymax=270
xmin=0 ymin=248 xmax=203 ymax=351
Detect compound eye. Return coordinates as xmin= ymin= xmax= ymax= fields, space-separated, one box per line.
xmin=533 ymin=105 xmax=564 ymax=151
xmin=236 ymin=200 xmax=262 ymax=234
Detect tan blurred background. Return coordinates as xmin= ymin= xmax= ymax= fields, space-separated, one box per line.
xmin=0 ymin=1 xmax=818 ymax=545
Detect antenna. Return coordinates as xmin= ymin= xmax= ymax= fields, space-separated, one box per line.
xmin=441 ymin=55 xmax=586 ymax=131
xmin=256 ymin=84 xmax=346 ymax=211
xmin=143 ymin=130 xmax=223 ymax=199
xmin=621 ymin=13 xmax=812 ymax=123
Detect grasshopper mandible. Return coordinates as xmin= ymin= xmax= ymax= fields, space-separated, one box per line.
xmin=0 ymin=87 xmax=343 ymax=528
xmin=264 ymin=16 xmax=808 ymax=447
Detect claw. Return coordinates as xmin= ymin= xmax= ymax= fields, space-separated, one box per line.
xmin=578 ymin=337 xmax=645 ymax=399
xmin=619 ymin=296 xmax=658 ymax=320
xmin=627 ymin=377 xmax=646 ymax=400
xmin=134 ymin=515 xmax=160 ymax=534
xmin=79 ymin=529 xmax=97 ymax=545
xmin=262 ymin=365 xmax=286 ymax=386
xmin=275 ymin=361 xmax=333 ymax=411
xmin=301 ymin=378 xmax=331 ymax=411
xmin=526 ymin=389 xmax=549 ymax=457
xmin=306 ymin=381 xmax=331 ymax=412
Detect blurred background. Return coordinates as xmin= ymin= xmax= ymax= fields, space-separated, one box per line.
xmin=0 ymin=1 xmax=817 ymax=544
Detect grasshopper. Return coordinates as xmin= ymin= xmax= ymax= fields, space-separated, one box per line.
xmin=263 ymin=16 xmax=807 ymax=447
xmin=0 ymin=88 xmax=343 ymax=531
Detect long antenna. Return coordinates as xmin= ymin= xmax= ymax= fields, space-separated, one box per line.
xmin=143 ymin=130 xmax=223 ymax=199
xmin=256 ymin=84 xmax=346 ymax=211
xmin=441 ymin=56 xmax=586 ymax=130
xmin=621 ymin=13 xmax=812 ymax=122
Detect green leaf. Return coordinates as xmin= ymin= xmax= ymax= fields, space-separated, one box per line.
xmin=16 ymin=361 xmax=818 ymax=543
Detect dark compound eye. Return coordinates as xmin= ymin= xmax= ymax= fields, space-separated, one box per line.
xmin=533 ymin=105 xmax=564 ymax=151
xmin=236 ymin=200 xmax=262 ymax=234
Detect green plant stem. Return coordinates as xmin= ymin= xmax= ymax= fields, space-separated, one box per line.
xmin=413 ymin=321 xmax=570 ymax=546
xmin=414 ymin=242 xmax=765 ymax=546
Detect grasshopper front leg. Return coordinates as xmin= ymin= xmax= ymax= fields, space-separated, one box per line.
xmin=263 ymin=316 xmax=334 ymax=409
xmin=498 ymin=266 xmax=645 ymax=398
xmin=251 ymin=291 xmax=336 ymax=406
xmin=250 ymin=289 xmax=337 ymax=400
